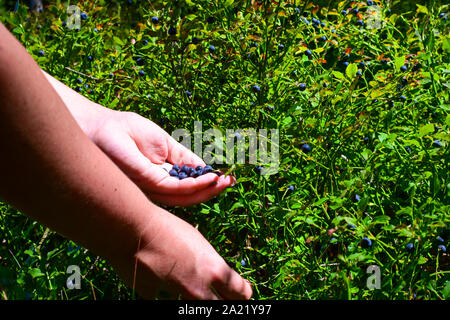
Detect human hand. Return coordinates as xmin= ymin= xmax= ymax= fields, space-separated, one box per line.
xmin=90 ymin=109 xmax=234 ymax=206
xmin=114 ymin=206 xmax=253 ymax=300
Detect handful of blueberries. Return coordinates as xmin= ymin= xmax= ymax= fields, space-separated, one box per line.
xmin=168 ymin=164 xmax=220 ymax=180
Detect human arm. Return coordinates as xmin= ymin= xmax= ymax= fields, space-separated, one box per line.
xmin=0 ymin=22 xmax=251 ymax=299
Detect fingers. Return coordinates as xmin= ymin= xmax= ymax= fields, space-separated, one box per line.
xmin=211 ymin=265 xmax=253 ymax=300
xmin=166 ymin=135 xmax=206 ymax=168
xmin=147 ymin=174 xmax=235 ymax=207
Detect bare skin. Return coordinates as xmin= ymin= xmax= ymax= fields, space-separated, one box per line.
xmin=0 ymin=22 xmax=252 ymax=300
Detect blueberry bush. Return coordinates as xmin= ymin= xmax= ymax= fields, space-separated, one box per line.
xmin=0 ymin=0 xmax=449 ymax=300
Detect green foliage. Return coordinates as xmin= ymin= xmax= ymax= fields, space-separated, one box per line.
xmin=0 ymin=0 xmax=449 ymax=300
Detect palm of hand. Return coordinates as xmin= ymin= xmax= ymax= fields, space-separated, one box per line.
xmin=91 ymin=111 xmax=234 ymax=206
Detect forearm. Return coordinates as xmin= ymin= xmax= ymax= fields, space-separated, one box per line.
xmin=41 ymin=70 xmax=110 ymax=139
xmin=0 ymin=22 xmax=160 ymax=267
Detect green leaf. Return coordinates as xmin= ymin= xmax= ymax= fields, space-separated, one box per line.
xmin=29 ymin=268 xmax=45 ymax=278
xmin=418 ymin=123 xmax=435 ymax=137
xmin=416 ymin=4 xmax=429 ymax=15
xmin=346 ymin=63 xmax=358 ymax=78
xmin=394 ymin=56 xmax=406 ymax=72
xmin=442 ymin=281 xmax=450 ymax=299
xmin=332 ymin=71 xmax=345 ymax=80
xmin=113 ymin=36 xmax=124 ymax=46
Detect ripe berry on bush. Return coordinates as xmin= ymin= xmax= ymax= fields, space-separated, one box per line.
xmin=301 ymin=143 xmax=311 ymax=152
xmin=400 ymin=65 xmax=407 ymax=72
xmin=151 ymin=16 xmax=159 ymax=24
xmin=406 ymin=243 xmax=414 ymax=252
xmin=299 ymin=83 xmax=307 ymax=91
xmin=361 ymin=237 xmax=373 ymax=248
xmin=252 ymin=84 xmax=261 ymax=92
xmin=168 ymin=26 xmax=177 ymax=35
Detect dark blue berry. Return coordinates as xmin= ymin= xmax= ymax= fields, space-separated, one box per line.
xmin=301 ymin=143 xmax=311 ymax=152
xmin=406 ymin=243 xmax=414 ymax=252
xmin=180 ymin=165 xmax=189 ymax=173
xmin=400 ymin=65 xmax=407 ymax=72
xmin=432 ymin=140 xmax=442 ymax=148
xmin=168 ymin=26 xmax=177 ymax=35
xmin=252 ymin=84 xmax=261 ymax=92
xmin=80 ymin=12 xmax=88 ymax=20
xmin=178 ymin=171 xmax=188 ymax=180
xmin=299 ymin=83 xmax=307 ymax=91
xmin=172 ymin=164 xmax=180 ymax=171
xmin=361 ymin=237 xmax=372 ymax=248
xmin=138 ymin=70 xmax=146 ymax=76
xmin=254 ymin=166 xmax=263 ymax=174
xmin=203 ymin=165 xmax=213 ymax=173
xmin=438 ymin=245 xmax=446 ymax=253
xmin=169 ymin=169 xmax=179 ymax=177
xmin=151 ymin=16 xmax=159 ymax=24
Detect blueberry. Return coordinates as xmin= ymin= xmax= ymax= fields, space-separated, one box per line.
xmin=305 ymin=49 xmax=312 ymax=56
xmin=295 ymin=8 xmax=301 ymax=14
xmin=432 ymin=140 xmax=442 ymax=148
xmin=438 ymin=245 xmax=447 ymax=253
xmin=342 ymin=10 xmax=347 ymax=15
xmin=288 ymin=185 xmax=295 ymax=192
xmin=356 ymin=70 xmax=362 ymax=76
xmin=169 ymin=169 xmax=179 ymax=177
xmin=400 ymin=65 xmax=407 ymax=72
xmin=168 ymin=26 xmax=177 ymax=35
xmin=190 ymin=169 xmax=199 ymax=178
xmin=136 ymin=57 xmax=145 ymax=66
xmin=203 ymin=165 xmax=213 ymax=173
xmin=356 ymin=20 xmax=364 ymax=26
xmin=405 ymin=146 xmax=412 ymax=153
xmin=195 ymin=166 xmax=203 ymax=171
xmin=437 ymin=236 xmax=444 ymax=243
xmin=353 ymin=8 xmax=359 ymax=14
xmin=151 ymin=16 xmax=159 ymax=24
xmin=178 ymin=171 xmax=188 ymax=180
xmin=400 ymin=95 xmax=406 ymax=101
xmin=401 ymin=78 xmax=408 ymax=86
xmin=192 ymin=37 xmax=200 ymax=44
xmin=88 ymin=55 xmax=93 ymax=61
xmin=38 ymin=50 xmax=45 ymax=56
xmin=240 ymin=259 xmax=246 ymax=266
xmin=75 ymin=86 xmax=82 ymax=92
xmin=354 ymin=194 xmax=361 ymax=202
xmin=266 ymin=105 xmax=274 ymax=112
xmin=77 ymin=78 xmax=83 ymax=84
xmin=299 ymin=83 xmax=307 ymax=91
xmin=250 ymin=42 xmax=258 ymax=48
xmin=252 ymin=84 xmax=261 ymax=92
xmin=320 ymin=22 xmax=326 ymax=28
xmin=62 ymin=21 xmax=67 ymax=27
xmin=254 ymin=166 xmax=263 ymax=174
xmin=434 ymin=125 xmax=441 ymax=132
xmin=348 ymin=224 xmax=356 ymax=229
xmin=343 ymin=61 xmax=349 ymax=68
xmin=278 ymin=44 xmax=285 ymax=50
xmin=363 ymin=137 xmax=369 ymax=143
xmin=367 ymin=0 xmax=374 ymax=5
xmin=406 ymin=243 xmax=414 ymax=252
xmin=208 ymin=45 xmax=215 ymax=52
xmin=172 ymin=164 xmax=180 ymax=171
xmin=361 ymin=237 xmax=372 ymax=248
xmin=438 ymin=13 xmax=445 ymax=19
xmin=300 ymin=143 xmax=311 ymax=152
xmin=138 ymin=70 xmax=146 ymax=76
xmin=323 ymin=82 xmax=328 ymax=88
xmin=320 ymin=35 xmax=327 ymax=41
xmin=93 ymin=28 xmax=98 ymax=33
xmin=312 ymin=18 xmax=319 ymax=25
xmin=180 ymin=165 xmax=189 ymax=173
xmin=185 ymin=90 xmax=192 ymax=97
xmin=143 ymin=39 xmax=149 ymax=45
xmin=359 ymin=61 xmax=366 ymax=68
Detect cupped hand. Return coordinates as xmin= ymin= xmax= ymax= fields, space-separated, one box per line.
xmin=90 ymin=110 xmax=234 ymax=206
